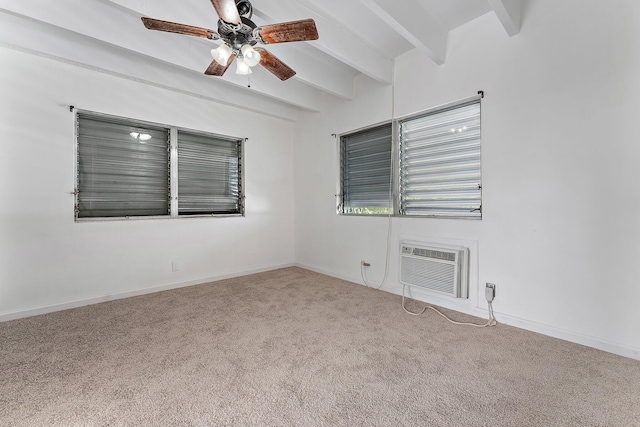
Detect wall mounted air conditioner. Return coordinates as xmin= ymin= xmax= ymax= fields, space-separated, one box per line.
xmin=399 ymin=241 xmax=469 ymax=298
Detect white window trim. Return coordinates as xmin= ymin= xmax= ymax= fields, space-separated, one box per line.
xmin=74 ymin=109 xmax=245 ymax=222
xmin=338 ymin=121 xmax=394 ymax=216
xmin=337 ymin=94 xmax=482 ymax=219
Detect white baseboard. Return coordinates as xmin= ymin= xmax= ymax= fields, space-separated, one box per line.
xmin=294 ymin=262 xmax=640 ymax=361
xmin=5 ymin=262 xmax=638 ymax=361
xmin=483 ymin=312 xmax=640 ymax=361
xmin=0 ymin=263 xmax=294 ymax=323
xmin=294 ymin=262 xmax=490 ymax=317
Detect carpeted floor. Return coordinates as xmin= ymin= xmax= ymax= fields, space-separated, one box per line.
xmin=1 ymin=267 xmax=639 ymax=426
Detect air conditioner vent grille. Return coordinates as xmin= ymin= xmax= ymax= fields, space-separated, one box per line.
xmin=413 ymin=248 xmax=456 ymax=262
xmin=401 ymin=257 xmax=456 ymax=294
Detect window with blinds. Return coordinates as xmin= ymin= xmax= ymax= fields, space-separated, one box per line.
xmin=177 ymin=131 xmax=242 ymax=216
xmin=399 ymin=99 xmax=481 ymax=218
xmin=340 ymin=123 xmax=393 ymax=215
xmin=75 ymin=111 xmax=244 ymax=220
xmin=337 ymin=96 xmax=482 ymax=219
xmin=77 ymin=114 xmax=170 ymax=218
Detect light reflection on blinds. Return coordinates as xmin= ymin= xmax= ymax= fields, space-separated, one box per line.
xmin=400 ymin=100 xmax=481 ymax=218
xmin=177 ymin=131 xmax=241 ymax=215
xmin=341 ymin=123 xmax=392 ymax=214
xmin=77 ymin=114 xmax=169 ymax=218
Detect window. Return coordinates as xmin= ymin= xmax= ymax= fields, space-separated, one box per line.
xmin=340 ymin=123 xmax=393 ymax=215
xmin=177 ymin=130 xmax=242 ymax=216
xmin=76 ymin=111 xmax=244 ymax=220
xmin=76 ymin=115 xmax=169 ymax=218
xmin=399 ymin=99 xmax=481 ymax=218
xmin=338 ymin=96 xmax=481 ymax=219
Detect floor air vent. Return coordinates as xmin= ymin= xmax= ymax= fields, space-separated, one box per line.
xmin=399 ymin=242 xmax=469 ymax=298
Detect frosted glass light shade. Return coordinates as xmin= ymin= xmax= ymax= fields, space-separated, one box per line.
xmin=236 ymin=58 xmax=252 ymax=75
xmin=241 ymin=44 xmax=261 ymax=67
xmin=211 ymin=44 xmax=232 ymax=66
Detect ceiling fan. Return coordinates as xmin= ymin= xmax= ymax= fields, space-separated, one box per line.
xmin=141 ymin=0 xmax=319 ymax=81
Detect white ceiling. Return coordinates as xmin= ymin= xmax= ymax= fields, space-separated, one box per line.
xmin=0 ymin=0 xmax=523 ymax=117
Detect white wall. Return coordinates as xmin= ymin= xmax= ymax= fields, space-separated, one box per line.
xmin=294 ymin=0 xmax=640 ymax=359
xmin=0 ymin=47 xmax=295 ymax=319
xmin=2 ymin=0 xmax=639 ymax=361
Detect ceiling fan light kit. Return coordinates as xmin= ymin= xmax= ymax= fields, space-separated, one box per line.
xmin=141 ymin=0 xmax=318 ymax=81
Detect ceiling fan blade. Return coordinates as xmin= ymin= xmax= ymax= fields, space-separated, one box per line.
xmin=210 ymin=0 xmax=241 ymax=25
xmin=141 ymin=17 xmax=219 ymax=39
xmin=258 ymin=19 xmax=319 ymax=44
xmin=204 ymin=53 xmax=236 ymax=76
xmin=254 ymin=48 xmax=296 ymax=81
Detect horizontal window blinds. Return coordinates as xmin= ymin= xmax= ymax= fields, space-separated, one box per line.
xmin=341 ymin=123 xmax=393 ymax=214
xmin=177 ymin=131 xmax=241 ymax=215
xmin=77 ymin=114 xmax=169 ymax=218
xmin=400 ymin=100 xmax=481 ymax=218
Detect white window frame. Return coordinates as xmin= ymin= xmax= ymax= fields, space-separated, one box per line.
xmin=74 ymin=110 xmax=245 ymax=221
xmin=176 ymin=128 xmax=244 ymax=217
xmin=338 ymin=121 xmax=394 ymax=216
xmin=337 ymin=94 xmax=482 ymax=219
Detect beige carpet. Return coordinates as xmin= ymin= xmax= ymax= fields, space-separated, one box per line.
xmin=1 ymin=267 xmax=639 ymax=426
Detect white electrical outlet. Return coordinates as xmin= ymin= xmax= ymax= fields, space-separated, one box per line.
xmin=485 ymin=283 xmax=496 ymax=302
xmin=172 ymin=260 xmax=184 ymax=272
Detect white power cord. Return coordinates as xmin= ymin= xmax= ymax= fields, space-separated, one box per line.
xmin=361 ymin=66 xmax=395 ymax=291
xmin=402 ymin=284 xmax=497 ymax=328
xmin=361 ymin=213 xmax=393 ymax=290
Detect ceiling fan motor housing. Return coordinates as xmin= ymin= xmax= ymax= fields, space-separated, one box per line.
xmin=218 ymin=16 xmax=258 ymax=51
